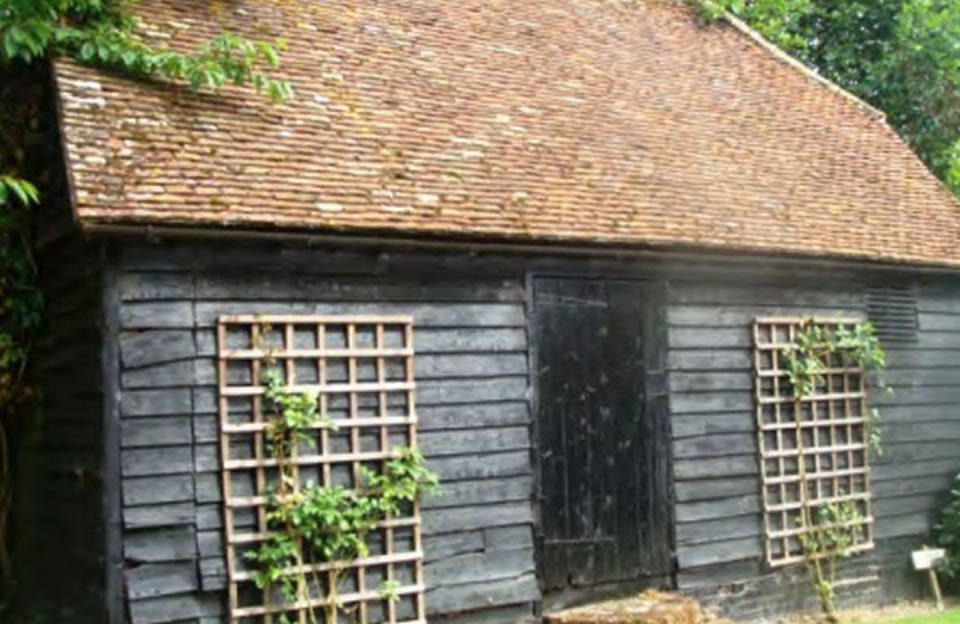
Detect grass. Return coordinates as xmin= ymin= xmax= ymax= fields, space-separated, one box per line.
xmin=868 ymin=606 xmax=960 ymax=624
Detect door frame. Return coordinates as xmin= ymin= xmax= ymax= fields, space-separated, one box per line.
xmin=525 ymin=271 xmax=676 ymax=611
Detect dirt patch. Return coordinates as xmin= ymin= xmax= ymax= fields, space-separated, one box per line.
xmin=544 ymin=590 xmax=736 ymax=624
xmin=545 ymin=591 xmax=956 ymax=624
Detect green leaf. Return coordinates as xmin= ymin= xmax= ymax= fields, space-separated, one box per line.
xmin=80 ymin=40 xmax=96 ymax=60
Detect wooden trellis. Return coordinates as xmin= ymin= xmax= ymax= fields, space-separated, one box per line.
xmin=753 ymin=317 xmax=874 ymax=567
xmin=217 ymin=315 xmax=426 ymax=624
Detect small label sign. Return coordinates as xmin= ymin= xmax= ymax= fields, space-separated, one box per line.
xmin=912 ymin=548 xmax=946 ymax=570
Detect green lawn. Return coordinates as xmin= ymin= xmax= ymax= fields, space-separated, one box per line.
xmin=868 ymin=606 xmax=960 ymax=624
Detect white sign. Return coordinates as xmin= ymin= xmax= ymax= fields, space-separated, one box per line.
xmin=912 ymin=548 xmax=946 ymax=570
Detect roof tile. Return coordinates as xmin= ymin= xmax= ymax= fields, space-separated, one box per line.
xmin=52 ymin=0 xmax=960 ymax=265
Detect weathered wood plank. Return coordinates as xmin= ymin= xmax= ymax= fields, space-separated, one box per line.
xmin=670 ymin=392 xmax=752 ymax=414
xmin=673 ymin=434 xmax=756 ymax=459
xmin=193 ymin=444 xmax=218 ymax=472
xmin=195 ymin=504 xmax=222 ymax=530
xmin=423 ymin=531 xmax=484 ymax=562
xmin=420 ymin=428 xmax=530 ymax=457
xmin=430 ymin=604 xmax=533 ymax=624
xmin=121 ymin=389 xmax=192 ymax=417
xmin=874 ymin=493 xmax=941 ymax=518
xmin=126 ymin=562 xmax=199 ymax=600
xmin=422 ymin=502 xmax=532 ymax=535
xmin=124 ymin=502 xmax=195 ymax=529
xmin=676 ymin=558 xmax=762 ymax=589
xmin=484 ymin=525 xmax=534 ymax=551
xmin=875 ymin=513 xmax=931 ymax=539
xmin=885 ymin=421 xmax=960 ymax=443
xmin=884 ymin=349 xmax=960 ymax=369
xmin=121 ymin=417 xmax=192 ymax=448
xmin=419 ymin=403 xmax=529 ymax=431
xmin=425 ymin=549 xmax=535 ymax=587
xmin=425 ymin=573 xmax=538 ymax=615
xmin=882 ymin=368 xmax=960 ymax=386
xmin=416 ymin=327 xmax=527 ymax=353
xmin=426 ymin=451 xmax=531 ymax=482
xmin=918 ymin=312 xmax=960 ymax=332
xmin=121 ymin=302 xmax=195 ymax=329
xmin=418 ymin=378 xmax=528 ymax=405
xmin=194 ymin=273 xmax=524 ymax=302
xmin=672 ymin=413 xmax=754 ymax=438
xmin=122 ymin=361 xmax=197 ymax=389
xmin=193 ymin=415 xmax=218 ymax=444
xmin=193 ymin=302 xmax=526 ymax=328
xmin=875 ymin=440 xmax=960 ymax=463
xmin=119 ymin=272 xmax=195 ymax=301
xmin=424 ymin=476 xmax=532 ymax=509
xmin=415 ymin=353 xmax=527 ymax=379
xmin=120 ymin=330 xmax=196 ymax=369
xmin=129 ymin=593 xmax=222 ymax=624
xmin=124 ymin=527 xmax=197 ymax=562
xmin=676 ymin=536 xmax=764 ymax=568
xmin=674 ymin=456 xmax=758 ymax=480
xmin=668 ymin=327 xmax=752 ymax=349
xmin=675 ymin=495 xmax=761 ymax=523
xmin=670 ymin=372 xmax=753 ymax=393
xmin=897 ymin=331 xmax=960 ymax=350
xmin=121 ymin=447 xmax=193 ymax=477
xmin=189 ymin=377 xmax=529 ymax=414
xmin=675 ymin=476 xmax=759 ymax=502
xmin=197 ymin=530 xmax=224 ymax=558
xmin=917 ymin=289 xmax=960 ymax=314
xmin=199 ymin=557 xmax=227 ymax=591
xmin=872 ymin=457 xmax=960 ymax=481
xmin=874 ymin=473 xmax=955 ymax=498
xmin=668 ymin=350 xmax=752 ymax=371
xmin=668 ymin=284 xmax=864 ymax=308
xmin=676 ymin=514 xmax=762 ymax=545
xmin=196 ymin=326 xmax=528 ymax=356
xmin=123 ymin=475 xmax=195 ymax=506
xmin=669 ymin=305 xmax=862 ymax=328
xmin=195 ymin=474 xmax=222 ymax=504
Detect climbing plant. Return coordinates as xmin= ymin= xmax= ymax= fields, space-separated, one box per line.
xmin=782 ymin=319 xmax=889 ymax=455
xmin=0 ymin=0 xmax=292 ymax=594
xmin=245 ymin=368 xmax=438 ymax=624
xmin=796 ymin=501 xmax=867 ymax=623
xmin=781 ymin=319 xmax=887 ymax=621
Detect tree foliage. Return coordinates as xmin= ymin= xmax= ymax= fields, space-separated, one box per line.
xmin=935 ymin=471 xmax=960 ymax=592
xmin=703 ymin=0 xmax=960 ymax=196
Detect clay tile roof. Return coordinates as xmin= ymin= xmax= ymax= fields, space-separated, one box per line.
xmin=53 ymin=0 xmax=960 ymax=266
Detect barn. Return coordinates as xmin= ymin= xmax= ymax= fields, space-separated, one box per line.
xmin=12 ymin=1 xmax=960 ymax=623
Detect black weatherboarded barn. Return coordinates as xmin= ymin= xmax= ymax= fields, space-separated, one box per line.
xmin=14 ymin=0 xmax=960 ymax=623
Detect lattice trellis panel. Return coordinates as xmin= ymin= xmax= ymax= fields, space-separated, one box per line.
xmin=217 ymin=315 xmax=425 ymax=624
xmin=753 ymin=317 xmax=875 ymax=567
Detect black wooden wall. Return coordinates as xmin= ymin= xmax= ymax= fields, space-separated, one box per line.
xmin=109 ymin=242 xmax=538 ymax=624
xmin=17 ymin=233 xmax=960 ymax=624
xmin=667 ymin=277 xmax=960 ymax=621
xmin=11 ymin=232 xmax=111 ymax=622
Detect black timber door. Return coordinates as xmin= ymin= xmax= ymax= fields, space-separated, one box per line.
xmin=533 ymin=278 xmax=672 ymax=596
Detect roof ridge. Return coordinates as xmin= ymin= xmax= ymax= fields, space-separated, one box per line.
xmin=720 ymin=10 xmax=887 ymax=122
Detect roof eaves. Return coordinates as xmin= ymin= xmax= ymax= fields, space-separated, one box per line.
xmin=721 ymin=11 xmax=886 ymax=122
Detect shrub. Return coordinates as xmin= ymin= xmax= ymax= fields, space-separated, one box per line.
xmin=935 ymin=471 xmax=960 ymax=591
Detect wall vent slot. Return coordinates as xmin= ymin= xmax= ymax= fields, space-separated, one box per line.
xmin=866 ymin=285 xmax=918 ymax=343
